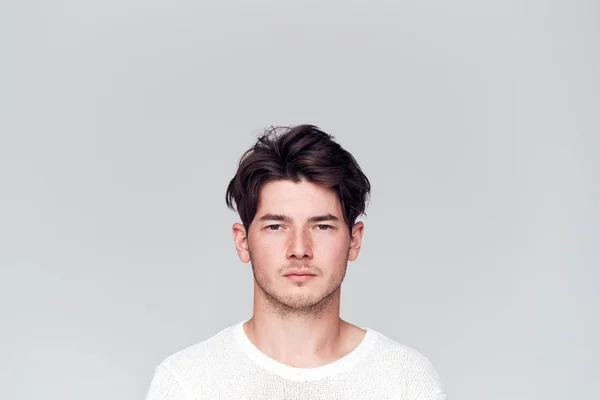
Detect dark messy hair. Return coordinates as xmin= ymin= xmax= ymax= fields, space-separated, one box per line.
xmin=225 ymin=125 xmax=371 ymax=232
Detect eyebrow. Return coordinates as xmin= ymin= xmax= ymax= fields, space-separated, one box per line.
xmin=258 ymin=213 xmax=340 ymax=223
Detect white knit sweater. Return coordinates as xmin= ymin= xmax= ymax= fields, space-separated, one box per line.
xmin=145 ymin=320 xmax=446 ymax=400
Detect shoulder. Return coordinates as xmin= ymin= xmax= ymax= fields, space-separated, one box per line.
xmin=369 ymin=330 xmax=446 ymax=398
xmin=373 ymin=332 xmax=438 ymax=374
xmin=157 ymin=323 xmax=237 ymax=386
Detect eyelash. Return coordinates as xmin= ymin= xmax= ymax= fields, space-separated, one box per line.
xmin=317 ymin=224 xmax=333 ymax=230
xmin=265 ymin=224 xmax=333 ymax=231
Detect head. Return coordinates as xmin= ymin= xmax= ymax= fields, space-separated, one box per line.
xmin=226 ymin=125 xmax=371 ymax=316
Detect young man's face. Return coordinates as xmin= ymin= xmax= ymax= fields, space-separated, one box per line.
xmin=233 ymin=179 xmax=363 ymax=314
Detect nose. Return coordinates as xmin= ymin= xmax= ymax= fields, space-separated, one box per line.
xmin=287 ymin=228 xmax=313 ymax=260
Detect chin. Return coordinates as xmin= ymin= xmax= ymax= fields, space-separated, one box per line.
xmin=279 ymin=289 xmax=336 ymax=308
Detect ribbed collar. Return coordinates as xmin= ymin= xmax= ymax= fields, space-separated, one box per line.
xmin=231 ymin=319 xmax=379 ymax=381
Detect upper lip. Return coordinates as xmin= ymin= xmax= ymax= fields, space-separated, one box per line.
xmin=284 ymin=270 xmax=317 ymax=276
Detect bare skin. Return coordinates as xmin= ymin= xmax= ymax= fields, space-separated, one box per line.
xmin=232 ymin=179 xmax=366 ymax=368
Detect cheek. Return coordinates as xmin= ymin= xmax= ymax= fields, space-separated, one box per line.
xmin=314 ymin=235 xmax=350 ymax=260
xmin=249 ymin=235 xmax=285 ymax=265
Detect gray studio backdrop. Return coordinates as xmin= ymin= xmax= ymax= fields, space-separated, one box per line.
xmin=1 ymin=1 xmax=598 ymax=399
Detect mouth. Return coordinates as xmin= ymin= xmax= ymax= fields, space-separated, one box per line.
xmin=284 ymin=272 xmax=317 ymax=282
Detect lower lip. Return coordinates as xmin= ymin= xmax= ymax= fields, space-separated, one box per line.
xmin=285 ymin=274 xmax=316 ymax=282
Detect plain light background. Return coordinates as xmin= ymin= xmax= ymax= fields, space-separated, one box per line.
xmin=1 ymin=1 xmax=598 ymax=399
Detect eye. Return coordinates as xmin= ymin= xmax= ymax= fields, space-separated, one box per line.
xmin=266 ymin=224 xmax=282 ymax=231
xmin=317 ymin=224 xmax=333 ymax=230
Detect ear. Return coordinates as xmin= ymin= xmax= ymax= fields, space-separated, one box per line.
xmin=232 ymin=222 xmax=251 ymax=263
xmin=347 ymin=221 xmax=364 ymax=262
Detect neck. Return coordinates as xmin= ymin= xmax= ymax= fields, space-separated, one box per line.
xmin=244 ymin=288 xmax=349 ymax=368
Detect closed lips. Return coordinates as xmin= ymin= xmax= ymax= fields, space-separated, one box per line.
xmin=284 ymin=271 xmax=316 ymax=276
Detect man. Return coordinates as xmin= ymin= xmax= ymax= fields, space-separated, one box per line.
xmin=145 ymin=125 xmax=446 ymax=399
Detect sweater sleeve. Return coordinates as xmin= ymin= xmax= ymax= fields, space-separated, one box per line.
xmin=145 ymin=364 xmax=186 ymax=400
xmin=406 ymin=356 xmax=447 ymax=400
xmin=433 ymin=390 xmax=447 ymax=400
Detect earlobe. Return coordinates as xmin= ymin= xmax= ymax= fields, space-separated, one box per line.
xmin=232 ymin=222 xmax=251 ymax=263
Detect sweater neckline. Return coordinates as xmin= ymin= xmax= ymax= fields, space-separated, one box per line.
xmin=231 ymin=319 xmax=379 ymax=381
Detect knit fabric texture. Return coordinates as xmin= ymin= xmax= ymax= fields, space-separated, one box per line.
xmin=145 ymin=320 xmax=446 ymax=400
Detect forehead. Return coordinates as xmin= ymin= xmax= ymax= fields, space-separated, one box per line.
xmin=257 ymin=179 xmax=342 ymax=216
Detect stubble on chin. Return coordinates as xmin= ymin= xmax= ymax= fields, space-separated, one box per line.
xmin=250 ymin=258 xmax=347 ymax=319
